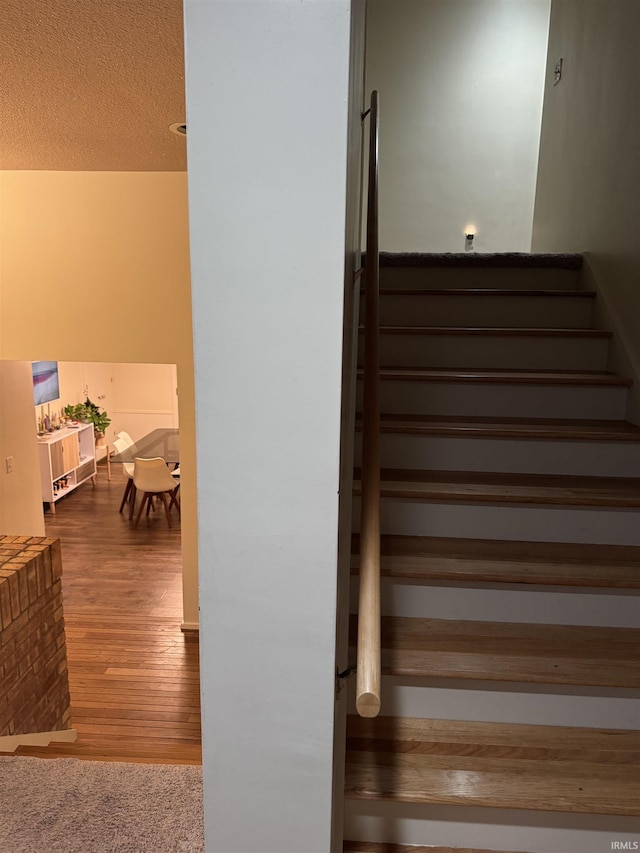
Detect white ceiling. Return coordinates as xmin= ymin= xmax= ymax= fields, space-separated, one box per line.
xmin=0 ymin=0 xmax=187 ymax=170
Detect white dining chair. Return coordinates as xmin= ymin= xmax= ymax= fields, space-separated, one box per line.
xmin=113 ymin=436 xmax=137 ymax=518
xmin=171 ymin=465 xmax=181 ymax=501
xmin=116 ymin=430 xmax=135 ymax=446
xmin=133 ymin=457 xmax=181 ymax=528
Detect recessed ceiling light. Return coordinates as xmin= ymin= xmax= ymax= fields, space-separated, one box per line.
xmin=169 ymin=122 xmax=187 ymax=137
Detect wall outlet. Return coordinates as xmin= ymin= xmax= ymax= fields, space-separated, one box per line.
xmin=5 ymin=456 xmax=14 ymax=473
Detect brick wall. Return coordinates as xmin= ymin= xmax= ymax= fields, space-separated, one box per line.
xmin=0 ymin=535 xmax=72 ymax=737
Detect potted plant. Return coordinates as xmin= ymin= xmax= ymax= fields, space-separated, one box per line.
xmin=83 ymin=397 xmax=111 ymax=443
xmin=63 ymin=403 xmax=88 ymax=423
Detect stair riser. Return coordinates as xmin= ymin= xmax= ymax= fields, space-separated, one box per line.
xmin=346 ymin=678 xmax=640 ymax=729
xmin=353 ymin=433 xmax=640 ymax=477
xmin=349 ymin=578 xmax=640 ymax=627
xmin=352 ymin=497 xmax=640 ymax=546
xmin=359 ymin=334 xmax=609 ymax=371
xmin=367 ymin=293 xmax=594 ymax=328
xmin=357 ymin=381 xmax=629 ymax=419
xmin=379 ymin=267 xmax=581 ymax=291
xmin=344 ymin=801 xmax=640 ymax=853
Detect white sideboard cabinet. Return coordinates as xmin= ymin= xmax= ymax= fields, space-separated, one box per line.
xmin=38 ymin=423 xmax=96 ymax=512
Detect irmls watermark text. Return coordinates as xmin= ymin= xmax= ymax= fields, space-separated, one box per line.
xmin=611 ymin=842 xmax=639 ymax=850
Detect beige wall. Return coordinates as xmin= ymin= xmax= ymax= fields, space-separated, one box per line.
xmin=50 ymin=360 xmax=179 ymax=442
xmin=533 ymin=0 xmax=640 ymax=375
xmin=0 ymin=171 xmax=198 ymax=625
xmin=112 ymin=362 xmax=179 ymax=440
xmin=0 ymin=361 xmax=46 ymax=536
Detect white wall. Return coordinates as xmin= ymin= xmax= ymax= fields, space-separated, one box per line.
xmin=0 ymin=362 xmax=46 ymax=536
xmin=184 ymin=1 xmax=356 ymax=851
xmin=366 ymin=0 xmax=550 ymax=252
xmin=533 ymin=0 xmax=640 ymax=389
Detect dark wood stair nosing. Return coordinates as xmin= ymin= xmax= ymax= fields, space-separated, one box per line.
xmin=360 ymin=368 xmax=632 ymax=387
xmin=348 ymin=613 xmax=640 ymax=689
xmin=354 ymin=414 xmax=640 ymax=442
xmin=363 ymin=326 xmax=612 ymax=339
xmin=345 ymin=716 xmax=640 ymax=816
xmin=367 ymin=252 xmax=584 ymax=270
xmin=350 ymin=535 xmax=640 ymax=588
xmin=376 ymin=288 xmax=596 ymax=298
xmin=345 ymin=845 xmax=530 ymax=853
xmin=352 ymin=468 xmax=640 ymax=509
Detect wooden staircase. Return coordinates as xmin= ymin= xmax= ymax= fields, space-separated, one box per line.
xmin=344 ymin=254 xmax=640 ymax=853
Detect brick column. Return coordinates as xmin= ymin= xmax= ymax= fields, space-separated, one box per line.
xmin=0 ymin=536 xmax=72 ymax=738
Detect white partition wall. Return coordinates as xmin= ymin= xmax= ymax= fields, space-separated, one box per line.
xmin=184 ymin=2 xmax=357 ymax=851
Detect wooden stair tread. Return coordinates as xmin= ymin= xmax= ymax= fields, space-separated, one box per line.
xmin=348 ymin=615 xmax=640 ymax=687
xmin=370 ymin=326 xmax=611 ymax=338
xmin=345 ymin=844 xmax=528 ymax=853
xmin=378 ymin=288 xmax=595 ymax=298
xmin=363 ymin=367 xmax=632 ymax=386
xmin=375 ymin=252 xmax=584 ymax=270
xmin=357 ymin=414 xmax=640 ymax=442
xmin=353 ymin=468 xmax=640 ymax=508
xmin=345 ymin=716 xmax=640 ymax=815
xmin=351 ymin=535 xmax=640 ymax=588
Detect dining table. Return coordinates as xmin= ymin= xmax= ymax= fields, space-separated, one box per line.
xmin=109 ymin=428 xmax=180 ymax=465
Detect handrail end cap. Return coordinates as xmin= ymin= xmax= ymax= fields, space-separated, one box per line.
xmin=356 ymin=692 xmax=381 ymax=718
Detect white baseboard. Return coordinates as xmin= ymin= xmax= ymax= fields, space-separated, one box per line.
xmin=0 ymin=728 xmax=77 ymax=753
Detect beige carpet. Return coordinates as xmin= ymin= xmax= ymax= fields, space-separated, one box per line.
xmin=0 ymin=756 xmax=203 ymax=853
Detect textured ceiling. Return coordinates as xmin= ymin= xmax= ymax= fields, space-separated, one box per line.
xmin=0 ymin=0 xmax=187 ymax=170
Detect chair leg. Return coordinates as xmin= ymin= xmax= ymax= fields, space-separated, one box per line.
xmin=128 ymin=484 xmax=137 ymax=521
xmin=134 ymin=493 xmax=150 ymax=528
xmin=119 ymin=479 xmax=133 ymax=514
xmin=159 ymin=492 xmax=172 ymax=528
xmin=169 ymin=485 xmax=180 ymax=515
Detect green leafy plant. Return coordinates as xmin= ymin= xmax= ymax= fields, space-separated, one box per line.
xmin=63 ymin=403 xmax=89 ymax=422
xmin=63 ymin=399 xmax=111 ymax=438
xmin=83 ymin=397 xmax=111 ymax=438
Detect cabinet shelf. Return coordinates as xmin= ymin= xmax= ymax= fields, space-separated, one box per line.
xmin=38 ymin=424 xmax=97 ymax=513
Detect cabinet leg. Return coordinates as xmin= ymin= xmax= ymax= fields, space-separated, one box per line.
xmin=50 ymin=502 xmax=56 ymax=514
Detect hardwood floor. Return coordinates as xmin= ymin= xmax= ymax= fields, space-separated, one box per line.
xmin=7 ymin=464 xmax=201 ymax=764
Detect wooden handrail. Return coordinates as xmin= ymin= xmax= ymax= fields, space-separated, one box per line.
xmin=356 ymin=91 xmax=381 ymax=718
